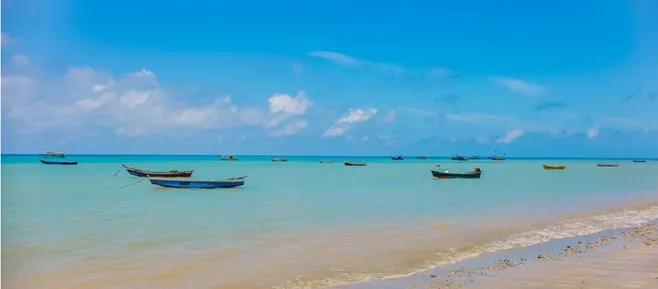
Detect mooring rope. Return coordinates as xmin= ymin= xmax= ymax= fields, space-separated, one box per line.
xmin=120 ymin=178 xmax=146 ymax=188
xmin=112 ymin=165 xmax=124 ymax=176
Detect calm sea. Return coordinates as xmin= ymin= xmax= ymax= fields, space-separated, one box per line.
xmin=2 ymin=155 xmax=657 ymax=289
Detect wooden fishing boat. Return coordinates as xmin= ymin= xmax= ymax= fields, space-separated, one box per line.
xmin=219 ymin=155 xmax=238 ymax=161
xmin=417 ymin=156 xmax=427 ymax=160
xmin=40 ymin=159 xmax=78 ymax=165
xmin=391 ymin=155 xmax=404 ymax=160
xmin=632 ymin=160 xmax=647 ymax=163
xmin=148 ymin=176 xmax=246 ymax=189
xmin=431 ymin=167 xmax=481 ymax=179
xmin=122 ymin=164 xmax=193 ymax=178
xmin=597 ymin=163 xmax=619 ymax=167
xmin=451 ymin=155 xmax=469 ymax=161
xmin=491 ymin=156 xmax=505 ymax=161
xmin=272 ymin=157 xmax=288 ymax=162
xmin=344 ymin=161 xmax=367 ymax=167
xmin=40 ymin=150 xmax=66 ymax=158
xmin=543 ymin=164 xmax=566 ymax=170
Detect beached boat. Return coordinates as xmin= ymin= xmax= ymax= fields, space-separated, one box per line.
xmin=632 ymin=160 xmax=647 ymax=163
xmin=40 ymin=159 xmax=78 ymax=165
xmin=597 ymin=163 xmax=619 ymax=167
xmin=543 ymin=164 xmax=566 ymax=170
xmin=451 ymin=155 xmax=469 ymax=161
xmin=272 ymin=157 xmax=288 ymax=162
xmin=122 ymin=164 xmax=193 ymax=178
xmin=431 ymin=167 xmax=481 ymax=179
xmin=391 ymin=155 xmax=404 ymax=160
xmin=219 ymin=155 xmax=238 ymax=161
xmin=40 ymin=150 xmax=65 ymax=158
xmin=417 ymin=156 xmax=427 ymax=160
xmin=344 ymin=161 xmax=367 ymax=167
xmin=148 ymin=176 xmax=246 ymax=189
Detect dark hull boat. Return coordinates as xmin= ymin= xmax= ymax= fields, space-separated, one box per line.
xmin=431 ymin=169 xmax=481 ymax=179
xmin=451 ymin=155 xmax=469 ymax=161
xmin=40 ymin=150 xmax=66 ymax=158
xmin=40 ymin=159 xmax=78 ymax=165
xmin=543 ymin=164 xmax=566 ymax=170
xmin=632 ymin=160 xmax=647 ymax=163
xmin=491 ymin=156 xmax=505 ymax=161
xmin=391 ymin=155 xmax=404 ymax=160
xmin=470 ymin=155 xmax=481 ymax=160
xmin=149 ymin=176 xmax=246 ymax=189
xmin=272 ymin=157 xmax=288 ymax=162
xmin=597 ymin=163 xmax=619 ymax=167
xmin=219 ymin=155 xmax=238 ymax=161
xmin=123 ymin=164 xmax=193 ymax=178
xmin=417 ymin=156 xmax=427 ymax=160
xmin=344 ymin=161 xmax=367 ymax=167
xmin=320 ymin=160 xmax=333 ymax=164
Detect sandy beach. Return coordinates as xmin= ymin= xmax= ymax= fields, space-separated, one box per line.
xmin=400 ymin=223 xmax=658 ymax=289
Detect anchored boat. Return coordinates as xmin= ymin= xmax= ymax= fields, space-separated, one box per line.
xmin=344 ymin=161 xmax=367 ymax=167
xmin=122 ymin=164 xmax=193 ymax=178
xmin=451 ymin=155 xmax=469 ymax=161
xmin=391 ymin=155 xmax=404 ymax=160
xmin=543 ymin=164 xmax=566 ymax=170
xmin=40 ymin=150 xmax=66 ymax=158
xmin=597 ymin=163 xmax=619 ymax=167
xmin=40 ymin=159 xmax=78 ymax=165
xmin=431 ymin=167 xmax=482 ymax=179
xmin=219 ymin=155 xmax=238 ymax=161
xmin=148 ymin=176 xmax=247 ymax=189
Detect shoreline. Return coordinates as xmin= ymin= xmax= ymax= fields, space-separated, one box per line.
xmin=338 ymin=220 xmax=658 ymax=289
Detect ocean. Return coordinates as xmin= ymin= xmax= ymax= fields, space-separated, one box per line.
xmin=2 ymin=155 xmax=657 ymax=289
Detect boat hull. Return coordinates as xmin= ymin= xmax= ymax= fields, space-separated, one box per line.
xmin=543 ymin=164 xmax=566 ymax=170
xmin=40 ymin=159 xmax=78 ymax=165
xmin=431 ymin=170 xmax=481 ymax=179
xmin=597 ymin=163 xmax=619 ymax=167
xmin=123 ymin=165 xmax=193 ymax=178
xmin=344 ymin=162 xmax=367 ymax=166
xmin=632 ymin=160 xmax=647 ymax=163
xmin=148 ymin=178 xmax=245 ymax=188
xmin=451 ymin=156 xmax=469 ymax=161
xmin=391 ymin=157 xmax=404 ymax=160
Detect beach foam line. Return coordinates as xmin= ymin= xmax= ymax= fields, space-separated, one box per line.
xmin=281 ymin=206 xmax=658 ymax=289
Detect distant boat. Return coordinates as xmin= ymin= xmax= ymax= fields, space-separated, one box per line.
xmin=344 ymin=161 xmax=367 ymax=167
xmin=148 ymin=176 xmax=246 ymax=189
xmin=40 ymin=150 xmax=65 ymax=158
xmin=319 ymin=160 xmax=333 ymax=164
xmin=40 ymin=159 xmax=77 ymax=165
xmin=431 ymin=167 xmax=481 ymax=179
xmin=391 ymin=155 xmax=404 ymax=160
xmin=122 ymin=164 xmax=193 ymax=178
xmin=272 ymin=157 xmax=288 ymax=162
xmin=417 ymin=156 xmax=427 ymax=160
xmin=597 ymin=163 xmax=619 ymax=167
xmin=491 ymin=156 xmax=506 ymax=161
xmin=470 ymin=155 xmax=481 ymax=160
xmin=451 ymin=155 xmax=469 ymax=161
xmin=543 ymin=164 xmax=566 ymax=170
xmin=219 ymin=155 xmax=238 ymax=161
xmin=632 ymin=160 xmax=647 ymax=163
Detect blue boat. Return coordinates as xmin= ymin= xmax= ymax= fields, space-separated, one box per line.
xmin=40 ymin=159 xmax=78 ymax=165
xmin=148 ymin=176 xmax=247 ymax=189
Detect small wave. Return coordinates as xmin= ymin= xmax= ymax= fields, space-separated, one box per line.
xmin=278 ymin=206 xmax=658 ymax=289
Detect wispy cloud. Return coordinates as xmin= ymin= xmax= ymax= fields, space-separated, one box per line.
xmin=496 ymin=129 xmax=524 ymax=144
xmin=587 ymin=126 xmax=600 ymax=139
xmin=445 ymin=112 xmax=513 ymax=124
xmin=384 ymin=109 xmax=397 ymax=123
xmin=426 ymin=66 xmax=460 ymax=81
xmin=494 ymin=77 xmax=545 ymax=96
xmin=533 ymin=101 xmax=566 ymax=111
xmin=323 ymin=108 xmax=378 ymax=137
xmin=309 ymin=51 xmax=405 ymax=73
xmin=1 ymin=32 xmax=16 ymax=45
xmin=401 ymin=107 xmax=438 ymax=116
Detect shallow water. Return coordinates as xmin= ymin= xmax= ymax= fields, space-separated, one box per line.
xmin=2 ymin=155 xmax=657 ymax=288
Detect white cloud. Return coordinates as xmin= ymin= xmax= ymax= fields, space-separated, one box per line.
xmin=309 ymin=51 xmax=405 ymax=73
xmin=12 ymin=53 xmax=31 ymax=67
xmin=427 ymin=66 xmax=458 ymax=80
xmin=494 ymin=77 xmax=545 ymax=96
xmin=445 ymin=112 xmax=513 ymax=124
xmin=496 ymin=129 xmax=525 ymax=144
xmin=323 ymin=108 xmax=377 ymax=137
xmin=587 ymin=126 xmax=600 ymax=139
xmin=1 ymin=55 xmax=312 ymax=138
xmin=384 ymin=109 xmax=397 ymax=123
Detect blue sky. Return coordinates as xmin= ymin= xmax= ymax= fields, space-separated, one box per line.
xmin=2 ymin=0 xmax=657 ymax=156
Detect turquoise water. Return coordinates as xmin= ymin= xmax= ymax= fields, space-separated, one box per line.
xmin=2 ymin=155 xmax=658 ymax=289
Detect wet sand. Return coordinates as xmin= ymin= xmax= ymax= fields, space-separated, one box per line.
xmin=390 ymin=223 xmax=658 ymax=289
